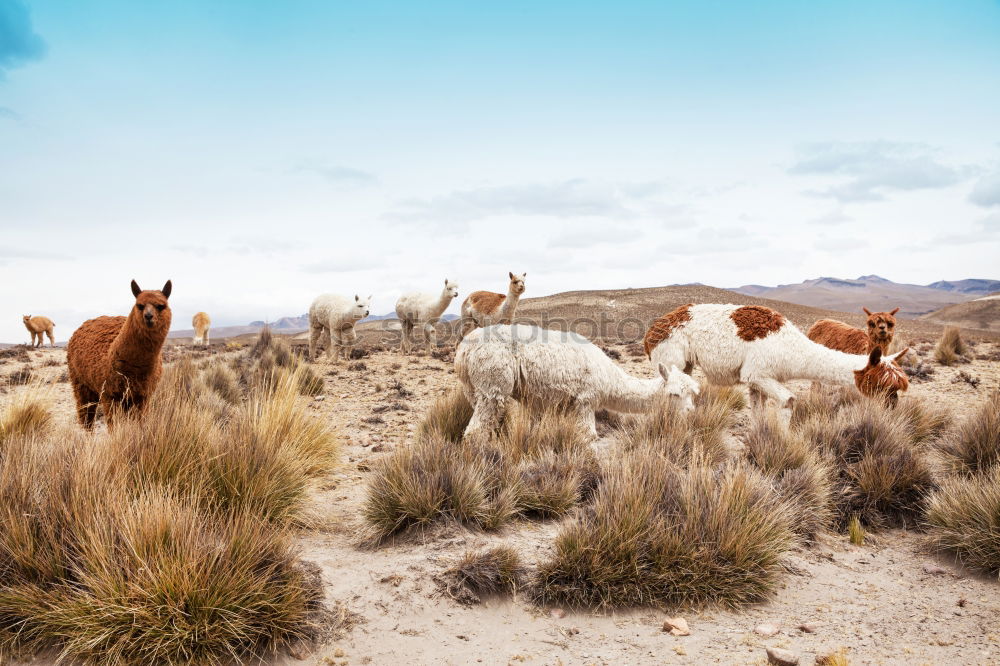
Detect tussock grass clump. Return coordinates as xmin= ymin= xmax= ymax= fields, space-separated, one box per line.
xmin=743 ymin=410 xmax=833 ymax=540
xmin=616 ymin=395 xmax=732 ymax=467
xmin=202 ymin=361 xmax=242 ymax=403
xmin=0 ymin=353 xmax=338 ymax=663
xmin=936 ymin=392 xmax=1000 ymax=476
xmin=896 ymin=397 xmax=952 ymax=445
xmin=440 ymin=546 xmax=525 ymax=602
xmin=925 ymin=466 xmax=1000 ymax=575
xmin=934 ymin=326 xmax=968 ymax=365
xmin=699 ymin=383 xmax=747 ymax=413
xmin=800 ymin=402 xmax=934 ymax=529
xmin=848 ymin=515 xmax=865 ymax=545
xmin=6 ymin=365 xmax=32 ymax=386
xmin=533 ymin=452 xmax=796 ymax=609
xmin=364 ymin=404 xmax=595 ymax=539
xmin=415 ymin=389 xmax=473 ymax=443
xmin=0 ymin=393 xmax=53 ymax=444
xmin=790 ymin=387 xmax=859 ymax=427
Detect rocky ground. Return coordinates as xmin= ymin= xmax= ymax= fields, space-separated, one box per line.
xmin=2 ymin=335 xmax=999 ymax=666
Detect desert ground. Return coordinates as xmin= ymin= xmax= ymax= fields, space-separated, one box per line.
xmin=2 ymin=292 xmax=999 ymax=666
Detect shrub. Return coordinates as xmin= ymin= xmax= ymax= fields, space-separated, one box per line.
xmin=799 ymin=402 xmax=935 ymax=529
xmin=934 ymin=326 xmax=968 ymax=365
xmin=440 ymin=546 xmax=525 ymax=602
xmin=533 ymin=453 xmax=796 ymax=608
xmin=742 ymin=409 xmax=833 ymax=540
xmin=936 ymin=392 xmax=1000 ymax=476
xmin=616 ymin=395 xmax=731 ymax=467
xmin=0 ymin=393 xmax=53 ymax=444
xmin=896 ymin=397 xmax=952 ymax=444
xmin=202 ymin=362 xmax=242 ymax=403
xmin=415 ymin=389 xmax=473 ymax=443
xmin=790 ymin=386 xmax=859 ymax=427
xmin=925 ymin=466 xmax=1000 ymax=575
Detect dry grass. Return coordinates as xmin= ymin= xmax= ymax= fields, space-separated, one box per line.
xmin=799 ymin=401 xmax=935 ymax=529
xmin=848 ymin=516 xmax=865 ymax=545
xmin=925 ymin=466 xmax=1000 ymax=575
xmin=742 ymin=409 xmax=833 ymax=540
xmin=0 ymin=392 xmax=53 ymax=443
xmin=615 ymin=392 xmax=733 ymax=467
xmin=440 ymin=546 xmax=525 ymax=602
xmin=415 ymin=389 xmax=474 ymax=443
xmin=895 ymin=397 xmax=952 ymax=444
xmin=934 ymin=326 xmax=968 ymax=365
xmin=364 ymin=403 xmax=595 ymax=539
xmin=0 ymin=339 xmax=338 ymax=664
xmin=533 ymin=452 xmax=796 ymax=609
xmin=936 ymin=392 xmax=1000 ymax=476
xmin=790 ymin=387 xmax=859 ymax=427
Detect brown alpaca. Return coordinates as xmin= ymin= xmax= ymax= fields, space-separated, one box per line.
xmin=807 ymin=307 xmax=899 ymax=355
xmin=192 ymin=311 xmax=211 ymax=346
xmin=22 ymin=315 xmax=56 ymax=347
xmin=460 ymin=271 xmax=527 ymax=338
xmin=67 ymin=280 xmax=172 ymax=429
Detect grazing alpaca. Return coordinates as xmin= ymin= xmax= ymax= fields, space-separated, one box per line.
xmin=395 ymin=278 xmax=459 ymax=354
xmin=22 ymin=315 xmax=55 ymax=347
xmin=67 ymin=280 xmax=173 ymax=428
xmin=309 ymin=293 xmax=372 ymax=362
xmin=644 ymin=303 xmax=909 ymax=409
xmin=455 ymin=324 xmax=700 ymax=439
xmin=192 ymin=311 xmax=211 ymax=346
xmin=807 ymin=307 xmax=900 ymax=355
xmin=460 ymin=271 xmax=526 ymax=338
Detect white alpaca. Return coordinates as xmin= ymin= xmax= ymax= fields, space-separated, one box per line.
xmin=309 ymin=293 xmax=372 ymax=362
xmin=460 ymin=271 xmax=526 ymax=338
xmin=455 ymin=324 xmax=700 ymax=439
xmin=192 ymin=312 xmax=211 ymax=346
xmin=645 ymin=303 xmax=909 ymax=410
xmin=395 ymin=278 xmax=460 ymax=354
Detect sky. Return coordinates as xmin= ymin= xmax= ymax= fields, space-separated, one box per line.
xmin=1 ymin=0 xmax=999 ymax=342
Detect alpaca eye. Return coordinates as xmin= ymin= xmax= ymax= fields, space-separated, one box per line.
xmin=155 ymin=304 xmax=165 ymax=312
xmin=887 ymin=322 xmax=893 ymax=328
xmin=137 ymin=304 xmax=145 ymax=311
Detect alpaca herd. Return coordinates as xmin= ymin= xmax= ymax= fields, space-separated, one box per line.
xmin=20 ymin=271 xmax=914 ymax=432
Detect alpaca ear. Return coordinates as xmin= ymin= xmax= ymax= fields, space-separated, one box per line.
xmin=887 ymin=347 xmax=909 ymax=363
xmin=355 ymin=294 xmax=360 ymax=302
xmin=862 ymin=307 xmax=872 ymax=316
xmin=131 ymin=280 xmax=142 ymax=298
xmin=509 ymin=272 xmax=515 ymax=280
xmin=445 ymin=278 xmax=449 ymax=286
xmin=367 ymin=294 xmax=373 ymax=302
xmin=868 ymin=347 xmax=882 ymax=366
xmin=657 ymin=363 xmax=669 ymax=381
xmin=890 ymin=307 xmax=900 ymax=315
xmin=161 ymin=280 xmax=172 ymax=299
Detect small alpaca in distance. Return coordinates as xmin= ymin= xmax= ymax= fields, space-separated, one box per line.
xmin=309 ymin=293 xmax=372 ymax=362
xmin=395 ymin=278 xmax=459 ymax=354
xmin=807 ymin=306 xmax=900 ymax=355
xmin=192 ymin=311 xmax=211 ymax=346
xmin=460 ymin=271 xmax=526 ymax=339
xmin=67 ymin=280 xmax=173 ymax=428
xmin=455 ymin=324 xmax=700 ymax=440
xmin=644 ymin=303 xmax=909 ymax=410
xmin=23 ymin=315 xmax=55 ymax=347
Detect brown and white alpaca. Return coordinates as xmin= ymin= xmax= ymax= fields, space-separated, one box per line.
xmin=192 ymin=311 xmax=211 ymax=346
xmin=459 ymin=271 xmax=526 ymax=338
xmin=22 ymin=315 xmax=55 ymax=347
xmin=644 ymin=303 xmax=909 ymax=410
xmin=806 ymin=307 xmax=900 ymax=355
xmin=67 ymin=280 xmax=172 ymax=428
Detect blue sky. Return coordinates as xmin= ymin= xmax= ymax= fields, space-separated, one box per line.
xmin=1 ymin=0 xmax=999 ymax=341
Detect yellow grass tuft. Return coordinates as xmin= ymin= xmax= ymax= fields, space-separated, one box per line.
xmin=925 ymin=465 xmax=1000 ymax=575
xmin=934 ymin=326 xmax=968 ymax=365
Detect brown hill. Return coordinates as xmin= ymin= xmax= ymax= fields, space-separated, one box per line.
xmin=921 ymin=294 xmax=1000 ymax=332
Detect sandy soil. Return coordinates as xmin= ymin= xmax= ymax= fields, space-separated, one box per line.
xmin=3 ymin=336 xmax=999 ymax=666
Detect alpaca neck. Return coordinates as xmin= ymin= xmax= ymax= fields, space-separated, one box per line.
xmin=500 ymin=288 xmax=521 ymax=318
xmin=783 ymin=330 xmax=868 ymax=384
xmin=432 ymin=290 xmax=455 ymax=318
xmin=111 ymin=313 xmax=169 ymax=369
xmin=599 ymin=370 xmax=663 ymax=413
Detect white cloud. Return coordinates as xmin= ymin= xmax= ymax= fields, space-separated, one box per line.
xmin=969 ymin=170 xmax=1000 ymax=208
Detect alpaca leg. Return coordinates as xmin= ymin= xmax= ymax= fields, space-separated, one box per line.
xmin=459 ymin=317 xmax=476 ymax=340
xmin=328 ymin=329 xmax=341 ymax=362
xmin=574 ymin=402 xmax=598 ymax=440
xmin=422 ymin=323 xmax=435 ymax=352
xmin=747 ymin=378 xmax=795 ymax=411
xmin=47 ymin=330 xmax=55 ymax=346
xmin=205 ymin=331 xmax=210 ymax=346
xmin=31 ymin=332 xmax=39 ymax=347
xmin=309 ymin=324 xmax=325 ymax=362
xmin=72 ymin=383 xmax=100 ymax=428
xmin=341 ymin=327 xmax=358 ymax=361
xmin=400 ymin=320 xmax=413 ymax=354
xmin=464 ymin=395 xmax=508 ymax=440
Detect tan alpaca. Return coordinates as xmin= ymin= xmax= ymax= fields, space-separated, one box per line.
xmin=192 ymin=312 xmax=211 ymax=346
xmin=23 ymin=315 xmax=55 ymax=347
xmin=460 ymin=271 xmax=526 ymax=338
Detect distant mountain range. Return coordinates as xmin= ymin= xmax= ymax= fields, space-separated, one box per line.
xmin=731 ymin=275 xmax=1000 ymax=318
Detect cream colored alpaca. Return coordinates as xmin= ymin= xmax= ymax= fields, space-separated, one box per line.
xmin=455 ymin=324 xmax=700 ymax=440
xmin=396 ymin=278 xmax=459 ymax=354
xmin=460 ymin=271 xmax=526 ymax=338
xmin=309 ymin=293 xmax=372 ymax=362
xmin=23 ymin=315 xmax=55 ymax=347
xmin=192 ymin=312 xmax=211 ymax=346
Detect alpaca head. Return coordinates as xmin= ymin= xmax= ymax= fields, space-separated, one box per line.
xmin=853 ymin=346 xmax=909 ymax=407
xmin=22 ymin=315 xmax=31 ymax=324
xmin=352 ymin=294 xmax=372 ymax=320
xmin=508 ymin=272 xmax=527 ymax=296
xmin=658 ymin=363 xmax=699 ymax=413
xmin=130 ymin=279 xmax=172 ymax=330
xmin=443 ymin=279 xmax=459 ymax=299
xmin=862 ymin=307 xmax=899 ymax=344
